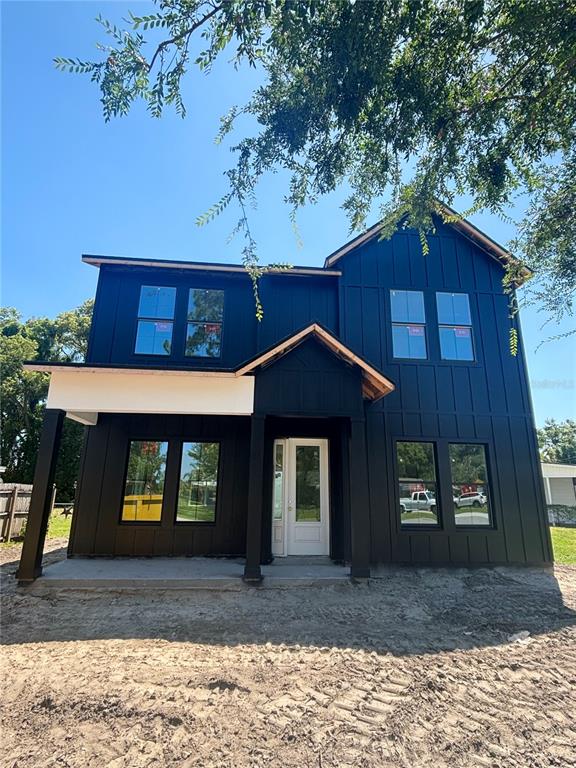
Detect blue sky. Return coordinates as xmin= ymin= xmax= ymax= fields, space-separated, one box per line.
xmin=2 ymin=1 xmax=574 ymax=425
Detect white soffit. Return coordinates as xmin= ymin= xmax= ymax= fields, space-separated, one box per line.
xmin=45 ymin=369 xmax=255 ymax=416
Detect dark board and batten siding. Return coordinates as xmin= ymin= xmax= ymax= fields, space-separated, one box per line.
xmin=88 ymin=266 xmax=338 ymax=369
xmin=77 ymin=223 xmax=552 ymax=566
xmin=338 ymin=223 xmax=551 ymax=565
xmin=254 ymin=338 xmax=364 ymax=418
xmin=70 ymin=414 xmax=251 ymax=558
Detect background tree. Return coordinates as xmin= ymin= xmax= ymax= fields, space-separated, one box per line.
xmin=538 ymin=419 xmax=576 ymax=465
xmin=397 ymin=442 xmax=435 ymax=482
xmin=185 ymin=441 xmax=220 ymax=486
xmin=56 ymin=0 xmax=576 ymax=330
xmin=1 ymin=301 xmax=93 ymax=499
xmin=125 ymin=441 xmax=168 ymax=495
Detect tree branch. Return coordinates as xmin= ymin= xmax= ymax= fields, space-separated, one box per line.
xmin=147 ymin=3 xmax=222 ymax=73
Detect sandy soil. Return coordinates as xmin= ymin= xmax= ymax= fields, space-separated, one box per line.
xmin=1 ymin=541 xmax=576 ymax=768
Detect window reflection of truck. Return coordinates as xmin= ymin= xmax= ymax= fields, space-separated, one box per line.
xmin=399 ymin=491 xmax=437 ymax=513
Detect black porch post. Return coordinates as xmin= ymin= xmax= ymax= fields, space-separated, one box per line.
xmin=243 ymin=414 xmax=266 ymax=582
xmin=16 ymin=409 xmax=65 ymax=583
xmin=349 ymin=415 xmax=371 ymax=579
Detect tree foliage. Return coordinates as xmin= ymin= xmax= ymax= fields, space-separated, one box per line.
xmin=56 ymin=0 xmax=576 ymax=329
xmin=538 ymin=419 xmax=576 ymax=465
xmin=0 ymin=301 xmax=93 ymax=499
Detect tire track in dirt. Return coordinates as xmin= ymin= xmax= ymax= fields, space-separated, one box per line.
xmin=1 ymin=546 xmax=575 ymax=768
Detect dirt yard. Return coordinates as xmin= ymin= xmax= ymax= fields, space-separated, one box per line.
xmin=1 ymin=542 xmax=575 ymax=768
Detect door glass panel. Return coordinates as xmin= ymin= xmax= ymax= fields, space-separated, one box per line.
xmin=295 ymin=445 xmax=321 ymax=522
xmin=273 ymin=443 xmax=284 ymax=520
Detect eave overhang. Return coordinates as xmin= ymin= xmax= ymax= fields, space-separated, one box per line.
xmin=25 ymin=362 xmax=237 ymax=377
xmin=82 ymin=254 xmax=341 ymax=278
xmin=24 ymin=326 xmax=395 ymax=416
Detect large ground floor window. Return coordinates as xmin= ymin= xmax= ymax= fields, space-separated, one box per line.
xmin=396 ymin=439 xmax=493 ymax=530
xmin=121 ymin=438 xmax=220 ymax=524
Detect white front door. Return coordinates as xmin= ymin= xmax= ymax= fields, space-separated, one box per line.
xmin=271 ymin=438 xmax=330 ymax=557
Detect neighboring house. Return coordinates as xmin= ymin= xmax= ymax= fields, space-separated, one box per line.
xmin=541 ymin=463 xmax=576 ymax=507
xmin=17 ymin=213 xmax=552 ymax=582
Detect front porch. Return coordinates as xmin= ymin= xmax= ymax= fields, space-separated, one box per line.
xmin=24 ymin=556 xmax=350 ymax=591
xmin=19 ymin=326 xmax=395 ymax=584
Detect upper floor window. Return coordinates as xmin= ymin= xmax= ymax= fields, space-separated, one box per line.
xmin=135 ymin=285 xmax=176 ymax=356
xmin=390 ymin=290 xmax=427 ymax=359
xmin=186 ymin=289 xmax=224 ymax=358
xmin=436 ymin=292 xmax=474 ymax=361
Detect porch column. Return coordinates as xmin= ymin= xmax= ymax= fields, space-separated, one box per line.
xmin=16 ymin=409 xmax=65 ymax=583
xmin=244 ymin=414 xmax=266 ymax=582
xmin=349 ymin=415 xmax=371 ymax=579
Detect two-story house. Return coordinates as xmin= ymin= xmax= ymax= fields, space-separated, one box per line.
xmin=17 ymin=213 xmax=552 ymax=582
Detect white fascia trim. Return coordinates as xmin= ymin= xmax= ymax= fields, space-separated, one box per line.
xmin=46 ymin=369 xmax=255 ymax=416
xmin=25 ymin=363 xmax=237 ymax=377
xmin=541 ymin=462 xmax=576 ymax=479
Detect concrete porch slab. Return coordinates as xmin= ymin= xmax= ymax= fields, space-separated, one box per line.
xmin=24 ymin=556 xmax=350 ymax=591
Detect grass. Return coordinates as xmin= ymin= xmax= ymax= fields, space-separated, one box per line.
xmin=176 ymin=503 xmax=215 ymax=522
xmin=401 ymin=511 xmax=438 ymax=523
xmin=295 ymin=506 xmax=321 ymax=521
xmin=7 ymin=507 xmax=576 ymax=567
xmin=550 ymin=527 xmax=576 ymax=565
xmin=47 ymin=511 xmax=73 ymax=539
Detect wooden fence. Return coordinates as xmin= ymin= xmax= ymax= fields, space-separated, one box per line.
xmin=0 ymin=483 xmax=35 ymax=542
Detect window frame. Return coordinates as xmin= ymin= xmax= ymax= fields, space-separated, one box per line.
xmin=390 ymin=289 xmax=428 ymax=361
xmin=174 ymin=439 xmax=221 ymax=525
xmin=119 ymin=438 xmax=169 ymax=525
xmin=185 ymin=288 xmax=225 ymax=359
xmin=392 ymin=437 xmax=498 ymax=537
xmin=134 ymin=285 xmax=177 ymax=358
xmin=395 ymin=439 xmax=442 ymax=530
xmin=436 ymin=292 xmax=475 ymax=362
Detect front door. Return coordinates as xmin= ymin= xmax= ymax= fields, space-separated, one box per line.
xmin=271 ymin=438 xmax=330 ymax=557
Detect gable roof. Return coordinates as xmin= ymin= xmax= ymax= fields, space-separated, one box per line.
xmin=235 ymin=323 xmax=395 ymax=402
xmin=323 ymin=203 xmax=531 ymax=283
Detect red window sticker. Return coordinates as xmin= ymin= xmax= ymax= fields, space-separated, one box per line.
xmin=155 ymin=322 xmax=171 ymax=331
xmin=408 ymin=326 xmax=424 ymax=336
xmin=454 ymin=327 xmax=470 ymax=337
